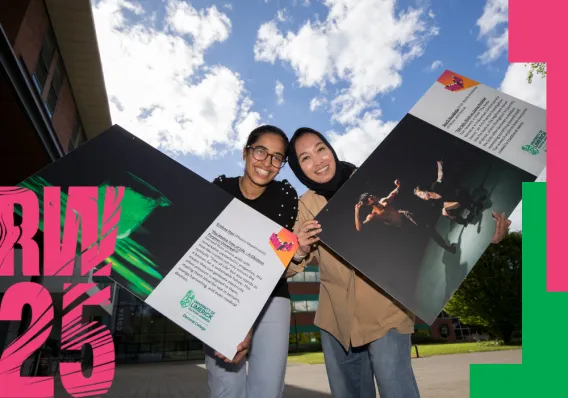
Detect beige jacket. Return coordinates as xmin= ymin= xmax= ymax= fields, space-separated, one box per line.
xmin=287 ymin=189 xmax=415 ymax=351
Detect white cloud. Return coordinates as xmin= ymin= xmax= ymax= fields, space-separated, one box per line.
xmin=255 ymin=1 xmax=437 ymax=115
xmin=430 ymin=60 xmax=443 ymax=71
xmin=479 ymin=29 xmax=508 ymax=64
xmin=303 ymin=0 xmax=311 ymax=6
xmin=275 ymin=80 xmax=285 ymax=104
xmin=223 ymin=3 xmax=233 ymax=10
xmin=309 ymin=96 xmax=327 ymax=111
xmin=254 ymin=0 xmax=437 ymax=162
xmin=276 ymin=9 xmax=287 ymax=22
xmin=477 ymin=0 xmax=508 ymax=64
xmin=477 ymin=0 xmax=508 ymax=36
xmin=92 ymin=0 xmax=261 ymax=157
xmin=234 ymin=98 xmax=262 ymax=149
xmin=165 ymin=1 xmax=231 ymax=49
xmin=327 ymin=111 xmax=397 ymax=166
xmin=428 ymin=10 xmax=435 ymax=18
xmin=255 ymin=20 xmax=332 ymax=88
xmin=500 ymin=63 xmax=546 ymax=109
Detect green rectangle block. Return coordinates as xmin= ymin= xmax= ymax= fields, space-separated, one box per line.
xmin=290 ymin=294 xmax=320 ymax=301
xmin=290 ymin=324 xmax=321 ymax=334
xmin=470 ymin=182 xmax=561 ymax=397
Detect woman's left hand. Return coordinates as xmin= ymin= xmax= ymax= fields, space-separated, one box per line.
xmin=491 ymin=211 xmax=512 ymax=244
xmin=215 ymin=328 xmax=253 ymax=364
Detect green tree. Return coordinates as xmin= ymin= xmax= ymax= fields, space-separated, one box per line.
xmin=526 ymin=62 xmax=546 ymax=84
xmin=444 ymin=232 xmax=522 ymax=344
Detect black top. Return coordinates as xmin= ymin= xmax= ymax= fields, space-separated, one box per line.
xmin=212 ymin=175 xmax=299 ymax=299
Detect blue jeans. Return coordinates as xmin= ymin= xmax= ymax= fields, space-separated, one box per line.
xmin=321 ymin=328 xmax=420 ymax=398
xmin=205 ymin=297 xmax=291 ymax=398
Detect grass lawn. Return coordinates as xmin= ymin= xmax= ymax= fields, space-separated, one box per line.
xmin=288 ymin=342 xmax=521 ymax=365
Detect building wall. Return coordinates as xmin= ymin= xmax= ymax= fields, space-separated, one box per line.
xmin=1 ymin=0 xmax=84 ymax=154
xmin=12 ymin=0 xmax=48 ymax=74
xmin=0 ymin=0 xmax=31 ymax=44
xmin=0 ymin=73 xmax=52 ymax=185
xmin=289 ymin=282 xmax=319 ymax=295
xmin=51 ymin=77 xmax=77 ymax=148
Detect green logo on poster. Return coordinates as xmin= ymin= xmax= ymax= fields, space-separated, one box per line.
xmin=180 ymin=290 xmax=216 ymax=325
xmin=180 ymin=290 xmax=195 ymax=308
xmin=522 ymin=144 xmax=539 ymax=155
xmin=522 ymin=130 xmax=546 ymax=155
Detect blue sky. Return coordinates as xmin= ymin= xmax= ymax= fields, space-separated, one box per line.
xmin=91 ymin=0 xmax=546 ymax=231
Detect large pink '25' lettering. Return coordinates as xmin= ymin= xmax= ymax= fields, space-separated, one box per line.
xmin=0 ymin=283 xmax=116 ymax=397
xmin=0 ymin=282 xmax=54 ymax=397
xmin=59 ymin=283 xmax=115 ymax=397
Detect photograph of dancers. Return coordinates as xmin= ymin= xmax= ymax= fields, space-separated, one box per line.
xmin=354 ymin=180 xmax=457 ymax=253
xmin=314 ymin=113 xmax=536 ymax=324
xmin=413 ymin=160 xmax=486 ymax=226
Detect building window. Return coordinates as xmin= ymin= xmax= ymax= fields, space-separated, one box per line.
xmin=287 ymin=271 xmax=320 ymax=283
xmin=67 ymin=114 xmax=87 ymax=151
xmin=292 ymin=301 xmax=308 ymax=312
xmin=112 ymin=287 xmax=203 ymax=364
xmin=292 ymin=300 xmax=318 ymax=313
xmin=45 ymin=56 xmax=65 ymax=116
xmin=440 ymin=324 xmax=450 ymax=339
xmin=33 ymin=27 xmax=57 ymax=96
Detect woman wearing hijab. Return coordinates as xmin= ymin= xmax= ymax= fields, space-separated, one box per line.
xmin=286 ymin=127 xmax=511 ymax=398
xmin=206 ymin=125 xmax=298 ymax=398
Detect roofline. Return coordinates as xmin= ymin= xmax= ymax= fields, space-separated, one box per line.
xmin=44 ymin=0 xmax=112 ymax=139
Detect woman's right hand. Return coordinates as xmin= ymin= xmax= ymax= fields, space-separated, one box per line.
xmin=297 ymin=220 xmax=322 ymax=255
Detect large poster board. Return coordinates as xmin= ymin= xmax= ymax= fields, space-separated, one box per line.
xmin=17 ymin=125 xmax=297 ymax=359
xmin=315 ymin=70 xmax=545 ymax=324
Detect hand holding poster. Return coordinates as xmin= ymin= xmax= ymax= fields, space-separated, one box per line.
xmin=314 ymin=70 xmax=545 ymax=324
xmin=15 ymin=125 xmax=297 ymax=359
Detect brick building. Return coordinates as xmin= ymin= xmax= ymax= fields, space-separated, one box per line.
xmin=0 ymin=0 xmax=111 ymax=185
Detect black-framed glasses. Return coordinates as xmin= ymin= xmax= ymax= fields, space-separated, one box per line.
xmin=246 ymin=145 xmax=287 ymax=168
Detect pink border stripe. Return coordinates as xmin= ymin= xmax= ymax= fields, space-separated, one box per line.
xmin=509 ymin=0 xmax=563 ymax=290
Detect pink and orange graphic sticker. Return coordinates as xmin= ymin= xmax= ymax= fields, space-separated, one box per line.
xmin=269 ymin=228 xmax=298 ymax=267
xmin=437 ymin=70 xmax=479 ymax=92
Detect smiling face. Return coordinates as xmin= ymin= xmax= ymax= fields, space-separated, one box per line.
xmin=242 ymin=132 xmax=286 ymax=187
xmin=295 ymin=133 xmax=337 ymax=184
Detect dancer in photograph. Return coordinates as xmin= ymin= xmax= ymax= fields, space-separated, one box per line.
xmin=354 ymin=180 xmax=457 ymax=254
xmin=413 ymin=161 xmax=463 ymax=221
xmin=414 ymin=160 xmax=487 ymax=225
xmin=354 ymin=180 xmax=419 ymax=230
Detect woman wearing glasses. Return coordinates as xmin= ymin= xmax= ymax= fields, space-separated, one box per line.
xmin=205 ymin=125 xmax=298 ymax=398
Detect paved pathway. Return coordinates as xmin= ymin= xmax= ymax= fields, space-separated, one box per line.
xmin=54 ymin=350 xmax=521 ymax=397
